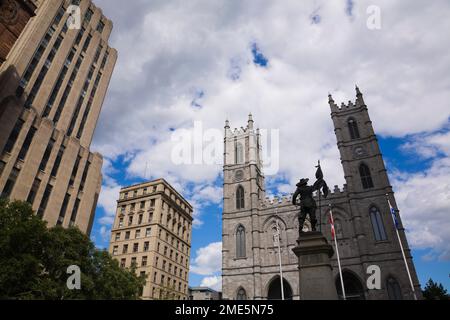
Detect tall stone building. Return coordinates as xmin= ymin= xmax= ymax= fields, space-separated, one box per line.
xmin=109 ymin=179 xmax=193 ymax=300
xmin=222 ymin=87 xmax=421 ymax=300
xmin=0 ymin=0 xmax=117 ymax=235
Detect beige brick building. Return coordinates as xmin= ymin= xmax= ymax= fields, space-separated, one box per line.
xmin=109 ymin=179 xmax=193 ymax=300
xmin=0 ymin=0 xmax=117 ymax=235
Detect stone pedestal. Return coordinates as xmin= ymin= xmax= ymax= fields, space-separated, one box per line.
xmin=291 ymin=231 xmax=338 ymax=300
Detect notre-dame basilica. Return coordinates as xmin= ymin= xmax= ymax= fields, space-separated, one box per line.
xmin=221 ymin=87 xmax=422 ymax=300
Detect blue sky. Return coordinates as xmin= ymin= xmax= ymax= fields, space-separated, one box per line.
xmin=90 ymin=0 xmax=450 ymax=292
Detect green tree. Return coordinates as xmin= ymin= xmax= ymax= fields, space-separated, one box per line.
xmin=422 ymin=278 xmax=449 ymax=300
xmin=0 ymin=199 xmax=145 ymax=299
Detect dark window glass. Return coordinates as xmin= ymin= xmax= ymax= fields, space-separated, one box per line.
xmin=79 ymin=161 xmax=90 ymax=191
xmin=96 ymin=20 xmax=105 ymax=33
xmin=85 ymin=8 xmax=94 ymax=22
xmin=1 ymin=168 xmax=20 ymax=198
xmin=37 ymin=184 xmax=52 ymax=218
xmin=51 ymin=145 xmax=65 ymax=177
xmin=57 ymin=193 xmax=71 ymax=225
xmin=39 ymin=138 xmax=55 ymax=171
xmin=236 ymin=185 xmax=245 ymax=209
xmin=82 ymin=34 xmax=92 ymax=52
xmin=69 ymin=155 xmax=82 ymax=186
xmin=359 ymin=163 xmax=374 ymax=189
xmin=3 ymin=119 xmax=24 ymax=154
xmin=0 ymin=161 xmax=5 ymax=176
xmin=75 ymin=27 xmax=85 ymax=46
xmin=26 ymin=178 xmax=41 ymax=205
xmin=387 ymin=277 xmax=403 ymax=300
xmin=100 ymin=50 xmax=109 ymax=69
xmin=370 ymin=206 xmax=387 ymax=241
xmin=236 ymin=288 xmax=247 ymax=300
xmin=18 ymin=127 xmax=37 ymax=160
xmin=236 ymin=225 xmax=246 ymax=258
xmin=348 ymin=118 xmax=360 ymax=139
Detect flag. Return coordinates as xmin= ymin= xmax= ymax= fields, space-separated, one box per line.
xmin=387 ymin=198 xmax=400 ymax=230
xmin=329 ymin=209 xmax=335 ymax=240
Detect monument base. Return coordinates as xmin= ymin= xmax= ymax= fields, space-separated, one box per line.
xmin=292 ymin=231 xmax=338 ymax=300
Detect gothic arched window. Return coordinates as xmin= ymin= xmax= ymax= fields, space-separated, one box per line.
xmin=359 ymin=163 xmax=374 ymax=189
xmin=235 ymin=142 xmax=244 ymax=164
xmin=370 ymin=206 xmax=387 ymax=241
xmin=348 ymin=118 xmax=360 ymax=139
xmin=386 ymin=277 xmax=402 ymax=300
xmin=236 ymin=185 xmax=245 ymax=210
xmin=236 ymin=287 xmax=247 ymax=300
xmin=236 ymin=225 xmax=246 ymax=258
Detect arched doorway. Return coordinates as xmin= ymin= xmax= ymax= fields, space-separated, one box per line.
xmin=335 ymin=271 xmax=365 ymax=300
xmin=267 ymin=276 xmax=293 ymax=300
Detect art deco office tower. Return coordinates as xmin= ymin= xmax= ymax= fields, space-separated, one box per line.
xmin=0 ymin=0 xmax=117 ymax=235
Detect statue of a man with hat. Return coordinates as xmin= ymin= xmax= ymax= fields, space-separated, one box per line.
xmin=292 ymin=162 xmax=329 ymax=238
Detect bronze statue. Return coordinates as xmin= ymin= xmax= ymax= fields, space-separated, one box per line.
xmin=292 ymin=162 xmax=329 ymax=238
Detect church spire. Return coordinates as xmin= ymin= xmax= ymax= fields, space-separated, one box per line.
xmin=247 ymin=113 xmax=254 ymax=130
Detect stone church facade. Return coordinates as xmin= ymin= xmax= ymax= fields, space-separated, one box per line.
xmin=221 ymin=87 xmax=422 ymax=300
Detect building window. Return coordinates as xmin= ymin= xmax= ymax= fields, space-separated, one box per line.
xmin=142 ymin=256 xmax=148 ymax=267
xmin=18 ymin=127 xmax=37 ymax=160
xmin=135 ymin=229 xmax=141 ymax=238
xmin=144 ymin=241 xmax=149 ymax=251
xmin=140 ymin=201 xmax=145 ymax=209
xmin=37 ymin=184 xmax=53 ymax=218
xmin=130 ymin=203 xmax=135 ymax=212
xmin=122 ymin=244 xmax=128 ymax=254
xmin=118 ymin=217 xmax=123 ymax=227
xmin=128 ymin=215 xmax=133 ymax=225
xmin=79 ymin=160 xmax=90 ymax=192
xmin=26 ymin=178 xmax=41 ymax=205
xmin=150 ymin=199 xmax=155 ymax=207
xmin=39 ymin=138 xmax=55 ymax=171
xmin=69 ymin=155 xmax=82 ymax=186
xmin=236 ymin=224 xmax=246 ymax=258
xmin=120 ymin=258 xmax=126 ymax=268
xmin=97 ymin=20 xmax=105 ymax=33
xmin=133 ymin=243 xmax=138 ymax=253
xmin=236 ymin=287 xmax=247 ymax=300
xmin=131 ymin=257 xmax=137 ymax=267
xmin=348 ymin=118 xmax=360 ymax=139
xmin=51 ymin=145 xmax=65 ymax=177
xmin=359 ymin=163 xmax=374 ymax=189
xmin=386 ymin=277 xmax=402 ymax=300
xmin=115 ymin=232 xmax=120 ymax=241
xmin=1 ymin=168 xmax=20 ymax=198
xmin=125 ymin=231 xmax=130 ymax=240
xmin=113 ymin=246 xmax=118 ymax=255
xmin=69 ymin=198 xmax=80 ymax=226
xmin=235 ymin=142 xmax=244 ymax=164
xmin=85 ymin=8 xmax=94 ymax=23
xmin=57 ymin=193 xmax=71 ymax=225
xmin=138 ymin=214 xmax=143 ymax=224
xmin=370 ymin=206 xmax=387 ymax=241
xmin=236 ymin=186 xmax=245 ymax=210
xmin=146 ymin=228 xmax=151 ymax=237
xmin=3 ymin=119 xmax=24 ymax=154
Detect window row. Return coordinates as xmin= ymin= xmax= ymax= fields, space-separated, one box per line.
xmin=120 ymin=199 xmax=156 ymax=213
xmin=114 ymin=227 xmax=152 ymax=241
xmin=153 ymin=257 xmax=188 ymax=280
xmin=156 ymin=242 xmax=189 ymax=267
xmin=152 ymin=272 xmax=187 ymax=295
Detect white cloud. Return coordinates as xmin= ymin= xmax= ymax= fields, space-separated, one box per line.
xmin=200 ymin=276 xmax=222 ymax=292
xmin=393 ymin=133 xmax=450 ymax=261
xmin=190 ymin=241 xmax=222 ymax=275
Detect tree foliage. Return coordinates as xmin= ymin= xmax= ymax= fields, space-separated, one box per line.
xmin=422 ymin=278 xmax=449 ymax=300
xmin=0 ymin=199 xmax=145 ymax=299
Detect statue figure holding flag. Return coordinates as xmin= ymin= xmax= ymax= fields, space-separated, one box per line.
xmin=292 ymin=161 xmax=329 ymax=238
